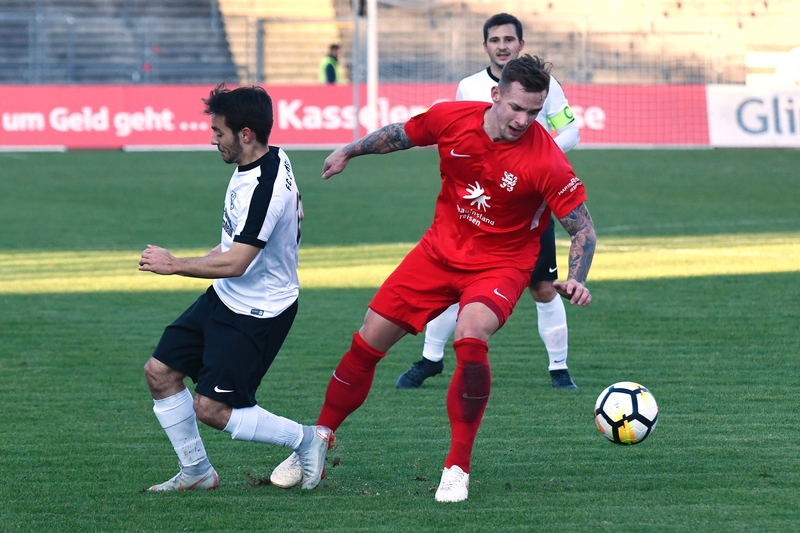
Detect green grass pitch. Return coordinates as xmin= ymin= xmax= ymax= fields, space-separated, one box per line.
xmin=0 ymin=148 xmax=799 ymax=532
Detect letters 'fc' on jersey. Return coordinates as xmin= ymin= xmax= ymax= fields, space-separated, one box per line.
xmin=403 ymin=100 xmax=586 ymax=273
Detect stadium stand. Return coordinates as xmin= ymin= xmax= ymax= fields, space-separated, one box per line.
xmin=0 ymin=0 xmax=237 ymax=83
xmin=210 ymin=0 xmax=798 ymax=85
xmin=0 ymin=0 xmax=797 ymax=85
xmin=355 ymin=0 xmax=798 ymax=85
xmin=217 ymin=0 xmax=346 ymax=85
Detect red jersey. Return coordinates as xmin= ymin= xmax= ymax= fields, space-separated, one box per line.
xmin=404 ymin=100 xmax=587 ymax=272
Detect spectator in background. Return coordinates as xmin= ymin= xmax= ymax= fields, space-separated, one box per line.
xmin=319 ymin=44 xmax=341 ymax=85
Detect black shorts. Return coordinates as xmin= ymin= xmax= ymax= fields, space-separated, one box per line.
xmin=152 ymin=286 xmax=298 ymax=409
xmin=530 ymin=217 xmax=558 ymax=285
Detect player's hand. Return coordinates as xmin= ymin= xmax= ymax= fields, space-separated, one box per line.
xmin=553 ymin=279 xmax=592 ymax=306
xmin=138 ymin=244 xmax=177 ymax=275
xmin=321 ymin=149 xmax=349 ymax=180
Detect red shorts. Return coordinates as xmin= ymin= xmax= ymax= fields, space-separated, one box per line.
xmin=369 ymin=243 xmax=531 ymax=334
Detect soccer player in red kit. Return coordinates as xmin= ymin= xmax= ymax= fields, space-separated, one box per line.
xmin=271 ymin=54 xmax=596 ymax=502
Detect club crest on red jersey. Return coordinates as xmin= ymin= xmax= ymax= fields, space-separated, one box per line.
xmin=500 ymin=171 xmax=518 ymax=192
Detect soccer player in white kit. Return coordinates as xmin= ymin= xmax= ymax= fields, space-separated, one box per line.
xmin=139 ymin=84 xmax=331 ymax=492
xmin=396 ymin=13 xmax=582 ymax=390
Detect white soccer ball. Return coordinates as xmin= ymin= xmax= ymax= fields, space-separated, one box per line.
xmin=594 ymin=381 xmax=658 ymax=445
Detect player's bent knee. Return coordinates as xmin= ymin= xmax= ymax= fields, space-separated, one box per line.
xmin=193 ymin=394 xmax=229 ymax=430
xmin=143 ymin=357 xmax=168 ymax=386
xmin=359 ymin=311 xmax=409 ymax=352
xmin=529 ymin=281 xmax=557 ymax=303
xmin=144 ymin=357 xmax=188 ymax=398
xmin=193 ymin=395 xmax=209 ymax=421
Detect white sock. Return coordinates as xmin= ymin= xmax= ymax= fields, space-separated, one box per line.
xmin=153 ymin=388 xmax=209 ymax=469
xmin=421 ymin=303 xmax=459 ymax=363
xmin=223 ymin=405 xmax=304 ymax=449
xmin=536 ymin=296 xmax=569 ymax=371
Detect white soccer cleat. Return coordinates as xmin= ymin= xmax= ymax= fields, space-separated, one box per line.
xmin=435 ymin=465 xmax=470 ymax=503
xmin=269 ymin=452 xmax=303 ymax=489
xmin=271 ymin=427 xmax=336 ymax=489
xmin=297 ymin=425 xmax=333 ymax=490
xmin=147 ymin=467 xmax=219 ymax=492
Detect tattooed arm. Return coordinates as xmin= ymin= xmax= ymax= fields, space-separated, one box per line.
xmin=322 ymin=123 xmax=416 ymax=179
xmin=553 ymin=202 xmax=596 ymax=306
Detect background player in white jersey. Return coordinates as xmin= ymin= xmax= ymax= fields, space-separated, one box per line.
xmin=396 ymin=13 xmax=582 ymax=390
xmin=138 ymin=84 xmax=330 ymax=492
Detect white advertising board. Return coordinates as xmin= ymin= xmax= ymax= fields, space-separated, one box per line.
xmin=707 ymin=85 xmax=800 ymax=148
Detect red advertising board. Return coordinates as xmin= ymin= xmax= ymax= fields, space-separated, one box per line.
xmin=564 ymin=85 xmax=709 ymax=146
xmin=0 ymin=85 xmax=212 ymax=150
xmin=0 ymin=84 xmax=709 ymax=149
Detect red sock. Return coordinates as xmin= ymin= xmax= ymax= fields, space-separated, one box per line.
xmin=317 ymin=332 xmax=385 ymax=431
xmin=445 ymin=337 xmax=491 ymax=473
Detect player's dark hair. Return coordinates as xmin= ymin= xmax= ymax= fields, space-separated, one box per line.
xmin=203 ymin=83 xmax=273 ymax=145
xmin=499 ymin=54 xmax=551 ymax=94
xmin=483 ymin=13 xmax=523 ymax=42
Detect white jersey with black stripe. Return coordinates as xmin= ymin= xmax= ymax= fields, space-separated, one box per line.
xmin=213 ymin=146 xmax=301 ymax=318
